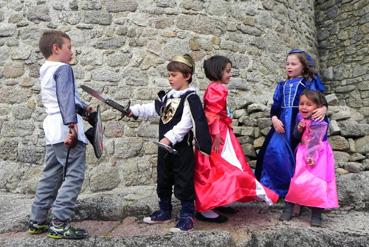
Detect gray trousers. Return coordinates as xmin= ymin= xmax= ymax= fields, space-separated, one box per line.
xmin=30 ymin=141 xmax=86 ymax=222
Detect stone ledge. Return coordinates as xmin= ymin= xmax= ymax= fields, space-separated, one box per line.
xmin=1 ymin=190 xmax=369 ymax=246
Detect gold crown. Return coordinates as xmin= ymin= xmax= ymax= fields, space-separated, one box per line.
xmin=171 ymin=54 xmax=195 ymax=70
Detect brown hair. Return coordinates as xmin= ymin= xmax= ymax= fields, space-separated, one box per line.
xmin=287 ymin=52 xmax=317 ymax=80
xmin=300 ymin=89 xmax=327 ymax=107
xmin=203 ymin=55 xmax=232 ymax=81
xmin=39 ymin=30 xmax=70 ymax=58
xmin=167 ymin=54 xmax=194 ymax=83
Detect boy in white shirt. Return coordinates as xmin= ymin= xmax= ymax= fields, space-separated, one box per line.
xmin=28 ymin=30 xmax=92 ymax=239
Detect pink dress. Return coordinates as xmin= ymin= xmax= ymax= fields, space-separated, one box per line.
xmin=285 ymin=115 xmax=338 ymax=209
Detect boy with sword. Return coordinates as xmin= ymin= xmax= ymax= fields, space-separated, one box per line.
xmin=127 ymin=54 xmax=212 ymax=232
xmin=28 ymin=30 xmax=94 ymax=239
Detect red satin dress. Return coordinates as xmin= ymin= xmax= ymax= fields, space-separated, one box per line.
xmin=195 ymin=82 xmax=279 ymax=212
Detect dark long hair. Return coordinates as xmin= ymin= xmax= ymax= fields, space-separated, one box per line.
xmin=203 ymin=55 xmax=232 ymax=81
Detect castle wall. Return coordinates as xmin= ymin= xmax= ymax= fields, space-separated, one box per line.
xmin=316 ymin=0 xmax=369 ymax=118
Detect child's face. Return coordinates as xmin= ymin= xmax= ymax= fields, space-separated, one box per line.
xmin=220 ymin=63 xmax=232 ymax=84
xmin=286 ymin=54 xmax=304 ymax=78
xmin=168 ymin=71 xmax=190 ymax=91
xmin=299 ymin=95 xmax=318 ymax=119
xmin=54 ymin=38 xmax=73 ymax=64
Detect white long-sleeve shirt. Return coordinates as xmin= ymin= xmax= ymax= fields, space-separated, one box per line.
xmin=40 ymin=61 xmax=87 ymax=145
xmin=130 ymin=87 xmax=195 ymax=145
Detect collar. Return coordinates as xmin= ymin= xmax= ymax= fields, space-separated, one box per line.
xmin=166 ymin=86 xmax=196 ymax=98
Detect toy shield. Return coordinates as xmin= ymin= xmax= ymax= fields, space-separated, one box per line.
xmin=85 ymin=105 xmax=104 ymax=159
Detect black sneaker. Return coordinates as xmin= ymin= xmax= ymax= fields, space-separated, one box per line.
xmin=279 ymin=202 xmax=294 ymax=221
xmin=47 ymin=221 xmax=88 ymax=239
xmin=170 ymin=216 xmax=193 ymax=232
xmin=143 ymin=210 xmax=171 ymax=224
xmin=195 ymin=212 xmax=228 ymax=223
xmin=28 ymin=220 xmax=48 ymax=234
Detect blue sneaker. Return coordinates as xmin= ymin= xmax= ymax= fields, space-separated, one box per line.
xmin=143 ymin=210 xmax=171 ymax=224
xmin=170 ymin=216 xmax=193 ymax=232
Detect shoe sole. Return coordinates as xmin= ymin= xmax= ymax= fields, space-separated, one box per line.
xmin=143 ymin=217 xmax=171 ymax=224
xmin=28 ymin=228 xmax=48 ymax=235
xmin=195 ymin=214 xmax=228 ymax=223
xmin=169 ymin=227 xmax=193 ymax=233
xmin=47 ymin=232 xmax=88 ymax=239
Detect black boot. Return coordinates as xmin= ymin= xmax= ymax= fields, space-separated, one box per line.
xmin=279 ymin=202 xmax=294 ymax=221
xmin=310 ymin=207 xmax=323 ymax=227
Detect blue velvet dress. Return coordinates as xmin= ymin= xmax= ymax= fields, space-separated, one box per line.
xmin=255 ymin=77 xmax=325 ymax=197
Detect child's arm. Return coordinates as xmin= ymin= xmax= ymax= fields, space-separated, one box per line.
xmin=54 ymin=64 xmax=78 ymax=147
xmin=270 ymin=82 xmax=285 ymax=133
xmin=312 ymin=93 xmax=328 ymax=121
xmin=130 ymin=103 xmax=157 ymax=120
xmin=305 ymin=121 xmax=327 ymax=166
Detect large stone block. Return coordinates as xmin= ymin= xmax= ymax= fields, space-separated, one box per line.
xmin=103 ymin=0 xmax=138 ymax=13
xmin=176 ymin=15 xmax=226 ymax=36
xmin=329 ymin=135 xmax=350 ymax=151
xmin=121 ymin=156 xmax=156 ymax=186
xmin=89 ymin=164 xmax=121 ymax=192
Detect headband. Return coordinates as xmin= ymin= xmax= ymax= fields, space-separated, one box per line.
xmin=171 ymin=55 xmax=195 ymax=70
xmin=288 ymin=48 xmax=315 ymax=68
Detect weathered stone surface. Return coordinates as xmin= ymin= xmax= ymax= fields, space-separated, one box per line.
xmin=338 ymin=120 xmax=369 ymax=137
xmin=83 ymin=10 xmax=112 ymax=25
xmin=1 ymin=191 xmax=369 ymax=247
xmin=121 ymin=156 xmax=155 ymax=186
xmin=329 ymin=136 xmax=350 ymax=151
xmin=26 ymin=5 xmax=50 ymax=23
xmin=3 ymin=62 xmax=24 ymax=78
xmin=355 ymin=136 xmax=369 ymax=154
xmin=0 ymin=139 xmax=18 ymax=160
xmin=337 ymin=171 xmax=369 ymax=210
xmin=17 ymin=145 xmax=44 ymax=165
xmin=1 ymin=120 xmax=34 ymax=137
xmin=114 ymin=137 xmax=143 ymax=159
xmin=176 ymin=15 xmax=226 ymax=36
xmin=0 ymin=24 xmax=17 ymax=37
xmin=344 ymin=162 xmax=362 ymax=173
xmin=94 ymin=37 xmax=125 ymax=49
xmin=89 ymin=164 xmax=121 ymax=192
xmin=334 ymin=151 xmax=350 ymax=163
xmin=103 ymin=0 xmax=138 ymax=13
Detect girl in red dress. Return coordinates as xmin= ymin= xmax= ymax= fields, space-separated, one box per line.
xmin=195 ymin=56 xmax=279 ymax=223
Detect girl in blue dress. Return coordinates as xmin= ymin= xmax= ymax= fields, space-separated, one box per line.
xmin=255 ymin=49 xmax=327 ymax=199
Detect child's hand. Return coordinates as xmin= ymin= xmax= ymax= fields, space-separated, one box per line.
xmin=297 ymin=120 xmax=306 ymax=132
xmin=312 ymin=106 xmax=327 ymax=121
xmin=85 ymin=105 xmax=95 ymax=113
xmin=127 ymin=109 xmax=138 ymax=119
xmin=64 ymin=124 xmax=78 ymax=148
xmin=160 ymin=137 xmax=172 ymax=146
xmin=306 ymin=157 xmax=315 ymax=167
xmin=272 ymin=116 xmax=285 ymax=133
xmin=212 ymin=134 xmax=223 ymax=153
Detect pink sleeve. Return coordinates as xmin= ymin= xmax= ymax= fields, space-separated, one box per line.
xmin=305 ymin=122 xmax=327 ymax=165
xmin=204 ymin=83 xmax=227 ymax=136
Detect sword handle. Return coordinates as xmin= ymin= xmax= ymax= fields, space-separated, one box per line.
xmin=105 ymin=99 xmax=138 ymax=120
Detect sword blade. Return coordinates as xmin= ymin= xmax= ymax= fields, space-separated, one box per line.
xmin=81 ymin=85 xmax=107 ymax=103
xmin=153 ymin=141 xmax=178 ymax=155
xmin=81 ymin=85 xmax=134 ymax=117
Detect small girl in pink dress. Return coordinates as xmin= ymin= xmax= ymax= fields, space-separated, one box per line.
xmin=284 ymin=89 xmax=338 ymax=227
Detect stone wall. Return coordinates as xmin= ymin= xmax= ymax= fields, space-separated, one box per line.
xmin=316 ymin=0 xmax=369 ymax=118
xmin=1 ymin=0 xmax=366 ymax=195
xmin=315 ymin=0 xmax=369 ymax=176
